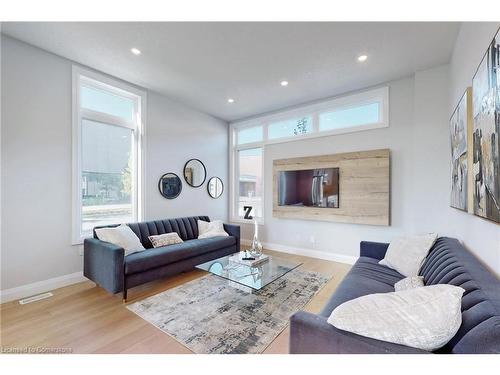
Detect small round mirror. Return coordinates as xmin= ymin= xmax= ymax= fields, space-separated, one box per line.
xmin=207 ymin=176 xmax=224 ymax=199
xmin=183 ymin=159 xmax=207 ymax=188
xmin=158 ymin=173 xmax=182 ymax=199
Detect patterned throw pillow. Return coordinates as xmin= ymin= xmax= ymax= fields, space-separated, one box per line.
xmin=394 ymin=276 xmax=425 ymax=292
xmin=148 ymin=232 xmax=184 ymax=248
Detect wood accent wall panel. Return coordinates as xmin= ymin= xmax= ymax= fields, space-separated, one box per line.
xmin=272 ymin=149 xmax=390 ymax=226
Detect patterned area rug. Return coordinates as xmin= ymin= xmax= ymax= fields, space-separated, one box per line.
xmin=126 ymin=269 xmax=329 ymax=354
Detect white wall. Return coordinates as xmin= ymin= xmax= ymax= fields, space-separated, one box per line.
xmin=145 ymin=92 xmax=228 ymax=220
xmin=0 ymin=36 xmax=228 ymax=292
xmin=239 ymin=54 xmax=499 ymax=275
xmin=1 ymin=35 xmax=80 ymax=291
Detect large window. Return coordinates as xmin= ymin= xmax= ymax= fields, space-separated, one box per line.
xmin=229 ymin=86 xmax=388 ymax=223
xmin=72 ymin=67 xmax=145 ymax=243
xmin=237 ymin=148 xmax=263 ymax=219
xmin=232 ymin=124 xmax=265 ymax=222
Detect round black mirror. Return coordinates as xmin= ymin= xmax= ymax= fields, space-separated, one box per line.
xmin=207 ymin=176 xmax=224 ymax=199
xmin=158 ymin=173 xmax=182 ymax=199
xmin=183 ymin=159 xmax=206 ymax=188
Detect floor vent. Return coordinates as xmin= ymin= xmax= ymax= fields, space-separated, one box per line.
xmin=18 ymin=292 xmax=54 ymax=305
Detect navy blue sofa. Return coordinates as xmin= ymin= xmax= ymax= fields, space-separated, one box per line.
xmin=289 ymin=237 xmax=500 ymax=354
xmin=84 ymin=216 xmax=240 ymax=301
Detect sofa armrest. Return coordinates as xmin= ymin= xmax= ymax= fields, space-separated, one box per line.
xmin=360 ymin=241 xmax=390 ymax=260
xmin=224 ymin=223 xmax=240 ymax=252
xmin=289 ymin=311 xmax=429 ymax=354
xmin=83 ymin=238 xmax=124 ymax=294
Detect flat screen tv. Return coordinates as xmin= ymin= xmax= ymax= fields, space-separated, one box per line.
xmin=278 ymin=168 xmax=339 ymax=208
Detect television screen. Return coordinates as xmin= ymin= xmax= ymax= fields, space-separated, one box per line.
xmin=278 ymin=168 xmax=339 ymax=208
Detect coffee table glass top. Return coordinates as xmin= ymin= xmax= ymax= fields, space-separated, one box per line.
xmin=196 ymin=252 xmax=302 ymax=290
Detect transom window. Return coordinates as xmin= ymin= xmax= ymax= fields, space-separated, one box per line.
xmin=229 ymin=86 xmax=388 ymax=223
xmin=319 ymin=102 xmax=380 ymax=131
xmin=80 ymin=85 xmax=136 ymax=122
xmin=268 ymin=116 xmax=313 ymax=139
xmin=72 ymin=67 xmax=146 ymax=243
xmin=237 ymin=125 xmax=263 ymax=145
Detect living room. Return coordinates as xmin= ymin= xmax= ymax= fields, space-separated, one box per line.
xmin=1 ymin=1 xmax=499 ymax=373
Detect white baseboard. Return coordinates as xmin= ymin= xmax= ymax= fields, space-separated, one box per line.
xmin=0 ymin=272 xmax=88 ymax=304
xmin=241 ymin=239 xmax=358 ymax=265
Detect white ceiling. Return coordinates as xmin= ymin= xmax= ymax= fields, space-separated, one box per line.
xmin=2 ymin=22 xmax=460 ymax=122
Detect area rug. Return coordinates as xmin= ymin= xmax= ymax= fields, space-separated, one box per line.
xmin=126 ymin=269 xmax=330 ymax=354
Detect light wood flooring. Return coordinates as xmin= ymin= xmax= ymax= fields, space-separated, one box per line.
xmin=0 ymin=249 xmax=351 ymax=354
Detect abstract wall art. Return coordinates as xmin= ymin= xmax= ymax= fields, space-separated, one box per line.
xmin=450 ymin=88 xmax=472 ymax=211
xmin=472 ymin=27 xmax=500 ymax=224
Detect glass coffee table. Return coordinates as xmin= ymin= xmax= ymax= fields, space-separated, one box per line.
xmin=196 ymin=252 xmax=302 ymax=292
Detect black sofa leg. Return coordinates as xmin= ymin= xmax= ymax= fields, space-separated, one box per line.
xmin=122 ymin=270 xmax=127 ymax=303
xmin=122 ymin=278 xmax=127 ymax=303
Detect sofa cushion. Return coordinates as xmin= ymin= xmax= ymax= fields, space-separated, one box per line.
xmin=128 ymin=216 xmax=210 ymax=247
xmin=94 ymin=216 xmax=211 ymax=248
xmin=124 ymin=236 xmax=236 ymax=275
xmin=419 ymin=237 xmax=500 ymax=353
xmin=320 ymin=256 xmax=405 ymax=318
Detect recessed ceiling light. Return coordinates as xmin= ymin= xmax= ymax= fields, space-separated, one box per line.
xmin=227 ymin=98 xmax=235 ymax=103
xmin=357 ymin=55 xmax=368 ymax=62
xmin=131 ymin=48 xmax=142 ymax=55
xmin=280 ymin=80 xmax=289 ymax=87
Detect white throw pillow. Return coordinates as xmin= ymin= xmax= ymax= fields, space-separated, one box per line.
xmin=149 ymin=232 xmax=184 ymax=248
xmin=197 ymin=220 xmax=229 ymax=239
xmin=394 ymin=276 xmax=424 ymax=292
xmin=327 ymin=284 xmax=464 ymax=351
xmin=95 ymin=224 xmax=145 ymax=256
xmin=379 ymin=233 xmax=438 ymax=277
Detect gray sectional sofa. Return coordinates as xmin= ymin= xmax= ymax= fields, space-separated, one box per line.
xmin=84 ymin=216 xmax=240 ymax=300
xmin=289 ymin=237 xmax=500 ymax=354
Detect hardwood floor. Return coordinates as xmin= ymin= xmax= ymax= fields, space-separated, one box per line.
xmin=0 ymin=249 xmax=351 ymax=354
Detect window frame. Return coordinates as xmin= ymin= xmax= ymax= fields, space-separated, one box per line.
xmin=229 ymin=86 xmax=389 ymax=224
xmin=71 ymin=66 xmax=146 ymax=244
